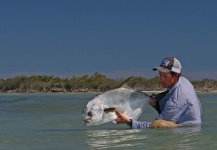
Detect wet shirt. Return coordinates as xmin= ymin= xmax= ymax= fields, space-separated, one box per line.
xmin=131 ymin=76 xmax=202 ymax=129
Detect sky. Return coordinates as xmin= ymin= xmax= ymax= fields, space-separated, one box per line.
xmin=0 ymin=0 xmax=217 ymax=81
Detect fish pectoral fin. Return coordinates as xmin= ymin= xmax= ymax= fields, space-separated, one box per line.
xmin=104 ymin=107 xmax=116 ymax=113
xmin=104 ymin=108 xmax=125 ymax=114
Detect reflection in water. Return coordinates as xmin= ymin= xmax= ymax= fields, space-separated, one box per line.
xmin=171 ymin=125 xmax=201 ymax=134
xmin=86 ymin=129 xmax=147 ymax=149
xmin=86 ymin=125 xmax=202 ymax=150
xmin=171 ymin=125 xmax=202 ymax=150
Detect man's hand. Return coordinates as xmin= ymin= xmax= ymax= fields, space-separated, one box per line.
xmin=115 ymin=109 xmax=131 ymax=124
xmin=149 ymin=93 xmax=157 ymax=107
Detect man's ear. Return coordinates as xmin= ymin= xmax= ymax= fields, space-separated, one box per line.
xmin=171 ymin=72 xmax=178 ymax=77
xmin=171 ymin=72 xmax=176 ymax=77
xmin=174 ymin=73 xmax=181 ymax=78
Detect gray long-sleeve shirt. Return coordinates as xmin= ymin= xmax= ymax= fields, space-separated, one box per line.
xmin=131 ymin=76 xmax=202 ymax=129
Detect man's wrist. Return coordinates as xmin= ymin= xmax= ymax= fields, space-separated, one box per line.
xmin=127 ymin=119 xmax=132 ymax=127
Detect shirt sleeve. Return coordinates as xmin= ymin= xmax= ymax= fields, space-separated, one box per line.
xmin=131 ymin=120 xmax=151 ymax=129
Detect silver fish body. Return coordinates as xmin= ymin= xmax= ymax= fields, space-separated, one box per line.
xmin=82 ymin=87 xmax=150 ymax=126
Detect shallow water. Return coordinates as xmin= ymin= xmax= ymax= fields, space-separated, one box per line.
xmin=0 ymin=93 xmax=216 ymax=150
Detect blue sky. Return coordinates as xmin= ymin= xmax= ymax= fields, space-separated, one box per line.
xmin=1 ymin=0 xmax=217 ymax=80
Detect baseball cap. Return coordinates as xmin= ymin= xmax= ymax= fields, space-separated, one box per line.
xmin=153 ymin=57 xmax=182 ymax=73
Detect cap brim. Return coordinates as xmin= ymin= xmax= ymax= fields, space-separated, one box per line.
xmin=153 ymin=66 xmax=171 ymax=73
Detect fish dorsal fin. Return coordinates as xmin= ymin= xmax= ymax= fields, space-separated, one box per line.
xmin=119 ymin=76 xmax=151 ymax=98
xmin=119 ymin=76 xmax=133 ymax=88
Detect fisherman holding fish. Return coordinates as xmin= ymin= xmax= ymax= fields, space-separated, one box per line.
xmin=115 ymin=57 xmax=202 ymax=129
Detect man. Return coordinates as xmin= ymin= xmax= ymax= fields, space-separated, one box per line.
xmin=115 ymin=57 xmax=202 ymax=129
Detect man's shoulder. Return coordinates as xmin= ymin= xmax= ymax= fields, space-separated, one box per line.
xmin=179 ymin=76 xmax=193 ymax=87
xmin=178 ymin=76 xmax=196 ymax=95
xmin=179 ymin=76 xmax=190 ymax=82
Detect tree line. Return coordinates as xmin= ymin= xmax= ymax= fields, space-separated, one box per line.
xmin=0 ymin=72 xmax=216 ymax=93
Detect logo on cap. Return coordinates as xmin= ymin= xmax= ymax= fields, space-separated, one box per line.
xmin=160 ymin=59 xmax=170 ymax=67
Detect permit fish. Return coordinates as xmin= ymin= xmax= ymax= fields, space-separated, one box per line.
xmin=82 ymin=77 xmax=151 ymax=126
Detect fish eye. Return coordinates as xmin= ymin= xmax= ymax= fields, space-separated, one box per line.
xmin=87 ymin=111 xmax=92 ymax=116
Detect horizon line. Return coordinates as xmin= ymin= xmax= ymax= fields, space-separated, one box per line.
xmin=0 ymin=69 xmax=217 ymax=81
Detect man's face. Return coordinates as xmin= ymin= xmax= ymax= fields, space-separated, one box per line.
xmin=159 ymin=72 xmax=176 ymax=88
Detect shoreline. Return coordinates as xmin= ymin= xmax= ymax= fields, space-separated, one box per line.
xmin=1 ymin=90 xmax=217 ymax=94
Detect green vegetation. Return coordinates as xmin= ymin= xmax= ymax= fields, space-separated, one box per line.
xmin=0 ymin=72 xmax=216 ymax=93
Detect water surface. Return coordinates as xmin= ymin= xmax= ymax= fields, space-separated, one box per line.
xmin=0 ymin=93 xmax=216 ymax=150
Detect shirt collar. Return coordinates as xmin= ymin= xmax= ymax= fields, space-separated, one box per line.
xmin=168 ymin=76 xmax=182 ymax=93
